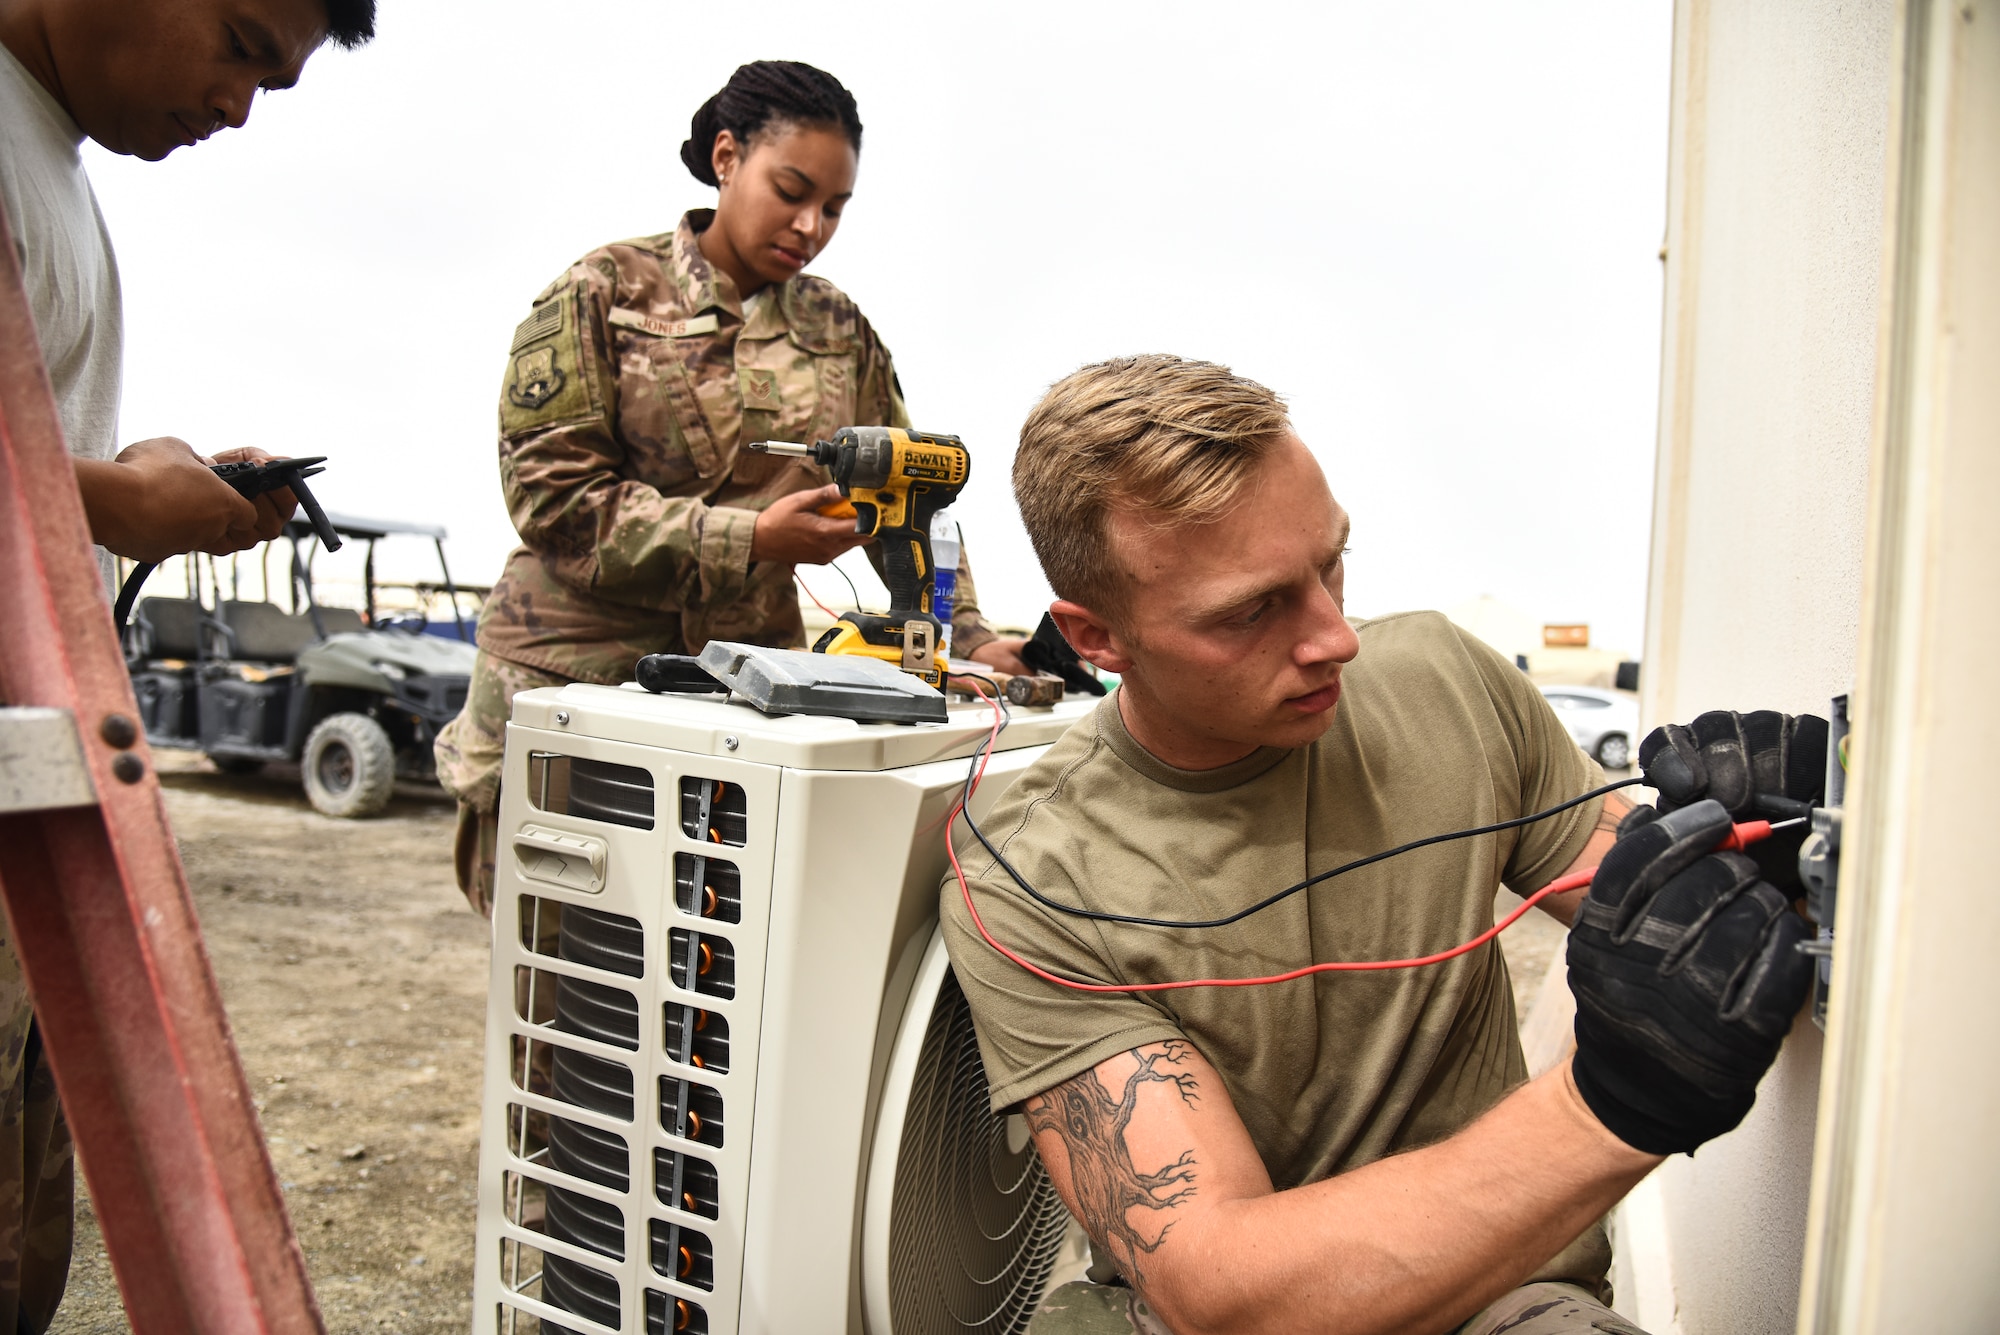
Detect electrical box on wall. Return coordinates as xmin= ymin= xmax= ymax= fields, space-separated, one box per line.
xmin=1798 ymin=694 xmax=1849 ymax=1030
xmin=470 ymin=682 xmax=1091 ymax=1335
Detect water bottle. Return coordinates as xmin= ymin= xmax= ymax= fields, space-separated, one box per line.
xmin=930 ymin=507 xmax=960 ymax=660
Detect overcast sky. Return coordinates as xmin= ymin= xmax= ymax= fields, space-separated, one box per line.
xmin=86 ymin=1 xmax=1672 ymax=653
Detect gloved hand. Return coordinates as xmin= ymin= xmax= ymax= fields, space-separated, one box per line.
xmin=1567 ymin=801 xmax=1813 ymax=1156
xmin=1640 ymin=709 xmax=1827 ymax=816
xmin=1639 ymin=709 xmax=1827 ymax=889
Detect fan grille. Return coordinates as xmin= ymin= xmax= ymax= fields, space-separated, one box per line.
xmin=887 ymin=968 xmax=1070 ymax=1334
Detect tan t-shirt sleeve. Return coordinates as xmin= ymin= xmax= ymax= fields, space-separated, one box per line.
xmin=939 ymin=726 xmax=1189 ymax=1113
xmin=1446 ymin=623 xmax=1608 ymax=892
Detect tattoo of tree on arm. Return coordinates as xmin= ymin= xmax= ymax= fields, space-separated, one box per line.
xmin=1025 ymin=1041 xmax=1201 ymax=1289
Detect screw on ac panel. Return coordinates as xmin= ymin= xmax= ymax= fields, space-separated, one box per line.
xmin=111 ymin=753 xmax=145 ymax=784
xmin=100 ymin=713 xmax=137 ymax=749
xmin=554 ymin=710 xmax=570 ymax=726
xmin=724 ymin=736 xmax=739 ymax=751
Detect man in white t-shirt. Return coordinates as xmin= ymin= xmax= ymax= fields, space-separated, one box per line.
xmin=0 ymin=0 xmax=375 ymax=1324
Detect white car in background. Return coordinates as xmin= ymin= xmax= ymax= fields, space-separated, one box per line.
xmin=1538 ymin=685 xmax=1640 ymax=770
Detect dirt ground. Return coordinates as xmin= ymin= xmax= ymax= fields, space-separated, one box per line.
xmin=51 ymin=752 xmax=488 ymax=1334
xmin=45 ymin=751 xmax=1595 ymax=1333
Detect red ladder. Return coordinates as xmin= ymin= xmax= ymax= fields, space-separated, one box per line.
xmin=0 ymin=205 xmax=323 ymax=1329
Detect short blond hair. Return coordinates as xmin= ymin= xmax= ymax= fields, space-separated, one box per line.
xmin=1013 ymin=355 xmax=1292 ymax=612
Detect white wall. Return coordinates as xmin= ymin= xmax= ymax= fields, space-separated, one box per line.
xmin=1799 ymin=1 xmax=2000 ymax=1327
xmin=1636 ymin=2 xmax=1894 ymax=1331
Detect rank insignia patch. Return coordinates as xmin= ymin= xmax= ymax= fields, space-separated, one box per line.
xmin=509 ymin=347 xmax=566 ymax=411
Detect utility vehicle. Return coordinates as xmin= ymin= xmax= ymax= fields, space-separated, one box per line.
xmin=124 ymin=513 xmax=481 ymax=818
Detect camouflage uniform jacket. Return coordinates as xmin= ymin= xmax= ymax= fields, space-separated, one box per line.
xmin=479 ymin=210 xmax=995 ymax=683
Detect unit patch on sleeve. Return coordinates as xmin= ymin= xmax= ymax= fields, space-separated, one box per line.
xmin=499 ymin=288 xmax=594 ymax=435
xmin=508 ymin=347 xmax=566 ymax=410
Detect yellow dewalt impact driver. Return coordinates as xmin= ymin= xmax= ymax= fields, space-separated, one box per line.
xmin=746 ymin=426 xmax=968 ymax=687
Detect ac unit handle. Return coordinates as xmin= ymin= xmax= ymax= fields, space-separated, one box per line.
xmin=512 ymin=824 xmax=607 ymax=895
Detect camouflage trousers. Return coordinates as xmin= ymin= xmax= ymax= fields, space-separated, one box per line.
xmin=1027 ymin=1281 xmax=1649 ymax=1335
xmin=434 ymin=651 xmax=573 ymax=918
xmin=0 ymin=932 xmax=74 ymax=1334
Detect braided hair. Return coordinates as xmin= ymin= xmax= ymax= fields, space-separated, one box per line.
xmin=680 ymin=61 xmax=864 ymax=186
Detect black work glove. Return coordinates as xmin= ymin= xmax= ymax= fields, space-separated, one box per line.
xmin=1567 ymin=800 xmax=1813 ymax=1155
xmin=1639 ymin=709 xmax=1827 ymax=890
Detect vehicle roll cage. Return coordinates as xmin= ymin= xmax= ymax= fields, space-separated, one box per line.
xmin=285 ymin=510 xmax=473 ymax=643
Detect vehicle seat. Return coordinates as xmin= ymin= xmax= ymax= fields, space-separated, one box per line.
xmin=318 ymin=606 xmax=367 ymax=636
xmin=218 ymin=600 xmax=318 ymax=663
xmin=134 ymin=597 xmax=205 ymax=661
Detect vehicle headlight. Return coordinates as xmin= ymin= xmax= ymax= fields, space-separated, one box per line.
xmin=373 ymin=661 xmax=408 ymax=680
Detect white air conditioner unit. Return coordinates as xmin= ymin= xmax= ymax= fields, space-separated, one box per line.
xmin=470 ymin=681 xmax=1093 ymax=1335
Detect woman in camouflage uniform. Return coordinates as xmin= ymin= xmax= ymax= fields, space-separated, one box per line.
xmin=436 ymin=61 xmax=1026 ymax=915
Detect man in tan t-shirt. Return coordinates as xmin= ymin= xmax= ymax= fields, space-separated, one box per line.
xmin=941 ymin=356 xmax=1818 ymax=1334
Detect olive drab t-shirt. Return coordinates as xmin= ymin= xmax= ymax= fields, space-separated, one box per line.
xmin=941 ymin=612 xmax=1607 ymax=1189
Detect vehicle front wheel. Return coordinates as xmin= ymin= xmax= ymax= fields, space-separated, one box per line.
xmin=302 ymin=712 xmax=396 ymax=818
xmin=1596 ymin=732 xmax=1632 ymax=771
